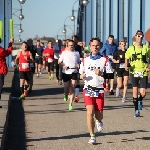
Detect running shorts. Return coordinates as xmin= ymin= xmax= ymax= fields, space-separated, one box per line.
xmin=83 ymin=89 xmax=104 ymax=111
xmin=62 ymin=72 xmax=78 ymax=82
xmin=19 ymin=71 xmax=30 ymax=81
xmin=130 ymin=74 xmax=148 ymax=88
xmin=116 ymin=68 xmax=129 ymax=77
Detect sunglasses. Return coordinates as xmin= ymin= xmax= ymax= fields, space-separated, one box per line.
xmin=120 ymin=44 xmax=126 ymax=46
xmin=136 ymin=35 xmax=143 ymax=38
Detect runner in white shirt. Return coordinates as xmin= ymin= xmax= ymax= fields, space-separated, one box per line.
xmin=79 ymin=37 xmax=112 ymax=145
xmin=59 ymin=40 xmax=80 ymax=110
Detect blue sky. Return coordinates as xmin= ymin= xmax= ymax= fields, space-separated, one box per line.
xmin=12 ymin=0 xmax=79 ymax=40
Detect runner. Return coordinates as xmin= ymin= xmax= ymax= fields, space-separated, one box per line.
xmin=58 ymin=39 xmax=80 ymax=110
xmin=35 ymin=40 xmax=44 ymax=77
xmin=27 ymin=39 xmax=36 ymax=93
xmin=59 ymin=39 xmax=69 ymax=85
xmin=43 ymin=40 xmax=54 ymax=80
xmin=100 ymin=35 xmax=118 ymax=95
xmin=0 ymin=38 xmax=14 ymax=108
xmin=125 ymin=30 xmax=150 ymax=117
xmin=15 ymin=41 xmax=34 ymax=99
xmin=53 ymin=40 xmax=61 ymax=84
xmin=112 ymin=39 xmax=129 ymax=102
xmin=72 ymin=35 xmax=83 ymax=102
xmin=79 ymin=37 xmax=111 ymax=144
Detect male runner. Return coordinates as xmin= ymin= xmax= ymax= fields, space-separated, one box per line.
xmin=59 ymin=39 xmax=80 ymax=110
xmin=15 ymin=41 xmax=34 ymax=99
xmin=43 ymin=40 xmax=54 ymax=80
xmin=125 ymin=30 xmax=150 ymax=117
xmin=100 ymin=35 xmax=118 ymax=95
xmin=79 ymin=37 xmax=111 ymax=144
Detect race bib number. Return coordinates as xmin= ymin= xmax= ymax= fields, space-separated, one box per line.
xmin=48 ymin=58 xmax=53 ymax=63
xmin=85 ymin=89 xmax=99 ymax=97
xmin=119 ymin=63 xmax=125 ymax=68
xmin=108 ymin=55 xmax=113 ymax=59
xmin=134 ymin=71 xmax=144 ymax=78
xmin=22 ymin=63 xmax=29 ymax=69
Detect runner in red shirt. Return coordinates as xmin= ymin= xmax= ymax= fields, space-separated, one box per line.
xmin=43 ymin=40 xmax=54 ymax=80
xmin=15 ymin=41 xmax=34 ymax=99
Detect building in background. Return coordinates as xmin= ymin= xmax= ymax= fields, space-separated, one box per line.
xmin=77 ymin=0 xmax=150 ymax=46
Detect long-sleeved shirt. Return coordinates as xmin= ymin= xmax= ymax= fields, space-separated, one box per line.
xmin=0 ymin=43 xmax=12 ymax=74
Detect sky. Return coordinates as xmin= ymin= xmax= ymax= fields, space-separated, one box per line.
xmin=12 ymin=0 xmax=79 ymax=41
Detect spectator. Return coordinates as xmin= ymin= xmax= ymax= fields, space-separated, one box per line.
xmin=0 ymin=38 xmax=14 ymax=108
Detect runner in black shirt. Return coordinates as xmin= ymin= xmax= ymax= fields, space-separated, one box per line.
xmin=112 ymin=39 xmax=129 ymax=102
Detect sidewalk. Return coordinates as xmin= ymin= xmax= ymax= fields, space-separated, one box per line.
xmin=0 ymin=68 xmax=14 ymax=149
xmin=18 ymin=72 xmax=150 ymax=150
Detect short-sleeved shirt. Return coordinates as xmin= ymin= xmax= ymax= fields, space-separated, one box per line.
xmin=59 ymin=50 xmax=80 ymax=74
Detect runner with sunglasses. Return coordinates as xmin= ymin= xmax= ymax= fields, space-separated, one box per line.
xmin=112 ymin=39 xmax=129 ymax=102
xmin=125 ymin=30 xmax=150 ymax=117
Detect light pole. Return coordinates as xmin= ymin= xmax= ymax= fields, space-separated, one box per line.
xmin=14 ymin=23 xmax=23 ymax=33
xmin=70 ymin=0 xmax=89 ymax=35
xmin=62 ymin=25 xmax=74 ymax=39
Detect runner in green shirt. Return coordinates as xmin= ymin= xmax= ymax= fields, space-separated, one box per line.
xmin=125 ymin=30 xmax=150 ymax=117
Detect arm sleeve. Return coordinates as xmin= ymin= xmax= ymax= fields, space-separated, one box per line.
xmin=0 ymin=43 xmax=12 ymax=57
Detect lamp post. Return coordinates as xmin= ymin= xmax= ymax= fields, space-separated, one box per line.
xmin=70 ymin=0 xmax=89 ymax=34
xmin=18 ymin=0 xmax=26 ymax=4
xmin=14 ymin=23 xmax=23 ymax=33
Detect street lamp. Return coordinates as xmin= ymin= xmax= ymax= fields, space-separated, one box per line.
xmin=71 ymin=0 xmax=89 ymax=34
xmin=18 ymin=0 xmax=26 ymax=4
xmin=14 ymin=23 xmax=23 ymax=33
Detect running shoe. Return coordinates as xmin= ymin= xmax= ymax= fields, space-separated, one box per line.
xmin=69 ymin=104 xmax=73 ymax=110
xmin=39 ymin=72 xmax=42 ymax=74
xmin=104 ymin=86 xmax=109 ymax=92
xmin=63 ymin=94 xmax=68 ymax=101
xmin=109 ymin=90 xmax=114 ymax=95
xmin=20 ymin=94 xmax=25 ymax=100
xmin=96 ymin=120 xmax=103 ymax=132
xmin=49 ymin=76 xmax=51 ymax=80
xmin=36 ymin=74 xmax=39 ymax=77
xmin=122 ymin=97 xmax=127 ymax=103
xmin=88 ymin=137 xmax=96 ymax=145
xmin=51 ymin=74 xmax=54 ymax=80
xmin=74 ymin=96 xmax=79 ymax=103
xmin=0 ymin=105 xmax=2 ymax=108
xmin=134 ymin=110 xmax=140 ymax=117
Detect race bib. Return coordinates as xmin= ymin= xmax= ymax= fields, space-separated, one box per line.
xmin=105 ymin=67 xmax=113 ymax=73
xmin=119 ymin=63 xmax=125 ymax=68
xmin=85 ymin=89 xmax=99 ymax=97
xmin=108 ymin=55 xmax=113 ymax=59
xmin=134 ymin=71 xmax=144 ymax=78
xmin=22 ymin=63 xmax=29 ymax=69
xmin=48 ymin=58 xmax=53 ymax=63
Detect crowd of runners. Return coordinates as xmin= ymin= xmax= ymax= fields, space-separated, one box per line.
xmin=1 ymin=29 xmax=150 ymax=144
